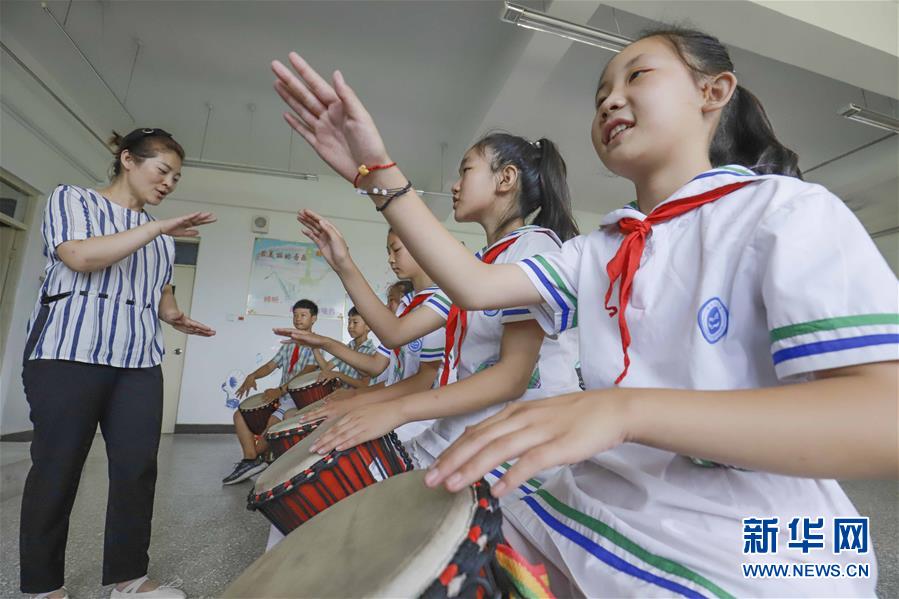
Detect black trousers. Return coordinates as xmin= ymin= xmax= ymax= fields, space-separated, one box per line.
xmin=20 ymin=306 xmax=164 ymax=593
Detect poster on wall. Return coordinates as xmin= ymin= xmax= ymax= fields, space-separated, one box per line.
xmin=246 ymin=237 xmax=346 ymax=319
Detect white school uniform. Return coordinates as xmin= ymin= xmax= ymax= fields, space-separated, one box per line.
xmin=503 ymin=166 xmax=896 ymax=597
xmin=375 ymin=286 xmax=452 ymax=441
xmin=408 ymin=226 xmax=581 ymax=470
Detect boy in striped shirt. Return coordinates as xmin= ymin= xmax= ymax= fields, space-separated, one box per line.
xmin=223 ymin=299 xmax=321 ymax=484
xmin=317 ymin=306 xmax=378 ymax=389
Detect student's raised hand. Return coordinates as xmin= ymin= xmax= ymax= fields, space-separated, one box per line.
xmin=271 ymin=52 xmax=390 ymax=184
xmin=273 ymin=327 xmax=329 ymax=348
xmin=157 ymin=212 xmax=216 ymax=238
xmin=424 ymin=390 xmax=631 ymax=498
xmin=297 ymin=210 xmax=351 ymax=271
xmin=308 ymin=400 xmax=404 ymax=455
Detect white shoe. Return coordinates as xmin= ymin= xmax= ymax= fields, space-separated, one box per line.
xmin=33 ymin=588 xmax=69 ymax=599
xmin=109 ymin=576 xmax=185 ymax=598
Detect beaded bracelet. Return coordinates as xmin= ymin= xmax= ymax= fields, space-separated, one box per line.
xmin=376 ymin=181 xmax=413 ymax=212
xmin=354 ymin=181 xmax=413 ymax=211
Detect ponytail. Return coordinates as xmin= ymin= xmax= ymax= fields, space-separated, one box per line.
xmin=711 ymin=85 xmax=801 ymax=177
xmin=637 ymin=27 xmax=801 ymax=178
xmin=532 ymin=137 xmax=580 ymax=241
xmin=472 ymin=132 xmax=580 ymax=242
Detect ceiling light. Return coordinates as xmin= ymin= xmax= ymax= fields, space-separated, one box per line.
xmin=838 ymin=103 xmax=899 ymax=133
xmin=182 ymin=159 xmax=318 ymax=181
xmin=501 ymin=2 xmax=631 ymax=53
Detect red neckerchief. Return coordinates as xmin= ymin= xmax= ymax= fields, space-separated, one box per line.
xmin=394 ymin=291 xmax=435 ymax=358
xmin=439 ymin=230 xmax=557 ymax=386
xmin=605 ymin=180 xmax=753 ymax=383
xmin=288 ymin=344 xmax=300 ymax=373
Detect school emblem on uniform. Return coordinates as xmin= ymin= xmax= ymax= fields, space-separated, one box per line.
xmin=408 ymin=339 xmax=423 ymax=352
xmin=483 ymin=309 xmax=500 ymax=317
xmin=698 ymin=297 xmax=729 ymax=344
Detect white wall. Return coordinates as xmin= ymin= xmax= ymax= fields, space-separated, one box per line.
xmin=0 ymin=40 xmax=111 ymax=435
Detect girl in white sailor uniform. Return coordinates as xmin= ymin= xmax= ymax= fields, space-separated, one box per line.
xmin=296 ymin=133 xmax=580 ymax=481
xmin=20 ymin=129 xmax=216 ymax=599
xmin=272 ymin=28 xmax=896 ymax=598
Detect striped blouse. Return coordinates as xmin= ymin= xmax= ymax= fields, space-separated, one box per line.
xmin=25 ymin=184 xmax=175 ymax=368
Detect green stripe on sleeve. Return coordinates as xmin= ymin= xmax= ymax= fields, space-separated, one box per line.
xmin=532 ymin=255 xmax=577 ymax=308
xmin=770 ymin=314 xmax=899 ymax=343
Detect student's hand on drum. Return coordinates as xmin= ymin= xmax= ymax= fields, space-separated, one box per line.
xmin=273 ymin=327 xmax=328 ymax=348
xmin=316 ymin=371 xmax=340 ymax=383
xmin=322 ymin=387 xmax=356 ymax=403
xmin=298 ymin=394 xmax=362 ymax=424
xmin=271 ymin=52 xmax=390 ymax=184
xmin=424 ymin=390 xmax=630 ymax=498
xmin=156 ymin=212 xmax=216 ymax=238
xmin=163 ymin=311 xmax=216 ymax=337
xmin=235 ymin=376 xmax=257 ymax=399
xmin=309 ymin=401 xmax=403 ymax=455
xmin=297 ymin=210 xmax=351 ymax=270
xmin=263 ymin=388 xmax=282 ymax=401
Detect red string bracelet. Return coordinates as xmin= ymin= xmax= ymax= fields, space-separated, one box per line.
xmin=353 ymin=162 xmax=396 ymax=187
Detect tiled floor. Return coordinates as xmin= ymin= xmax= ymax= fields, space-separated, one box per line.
xmin=1 ymin=436 xmax=896 ymax=598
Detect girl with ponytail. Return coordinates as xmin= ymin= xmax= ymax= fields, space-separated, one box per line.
xmin=274 ymin=24 xmax=895 ymax=595
xmin=276 ymin=131 xmax=581 ymax=482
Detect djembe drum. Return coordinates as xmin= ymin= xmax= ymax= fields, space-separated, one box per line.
xmin=228 ymin=470 xmax=553 ymax=598
xmin=247 ymin=417 xmax=413 ymax=533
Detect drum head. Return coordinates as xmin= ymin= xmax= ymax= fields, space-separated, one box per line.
xmin=225 ymin=471 xmax=476 ymax=598
xmin=287 ymin=370 xmax=321 ymax=390
xmin=253 ymin=416 xmax=342 ymax=494
xmin=265 ymin=400 xmax=326 ymax=435
xmin=238 ymin=392 xmax=275 ymax=410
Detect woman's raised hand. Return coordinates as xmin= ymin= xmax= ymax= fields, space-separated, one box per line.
xmin=157 ymin=212 xmax=216 ymax=238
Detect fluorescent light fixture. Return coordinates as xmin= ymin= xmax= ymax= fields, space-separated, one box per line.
xmin=501 ymin=2 xmax=631 ymax=53
xmin=838 ymin=103 xmax=899 ymax=133
xmin=417 ymin=190 xmax=452 ymax=198
xmin=182 ymin=159 xmax=318 ymax=181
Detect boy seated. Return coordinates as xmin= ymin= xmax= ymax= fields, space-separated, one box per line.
xmin=222 ymin=299 xmax=322 ymax=485
xmin=316 ymin=306 xmax=378 ymax=390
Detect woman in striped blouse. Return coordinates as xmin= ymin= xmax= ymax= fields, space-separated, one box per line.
xmin=20 ymin=128 xmax=216 ymax=599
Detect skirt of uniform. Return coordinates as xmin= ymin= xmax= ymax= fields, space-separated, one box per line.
xmin=502 ymin=444 xmax=877 ymax=598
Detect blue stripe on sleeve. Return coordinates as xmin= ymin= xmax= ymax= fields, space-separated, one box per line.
xmin=520 ymin=258 xmax=572 ymax=331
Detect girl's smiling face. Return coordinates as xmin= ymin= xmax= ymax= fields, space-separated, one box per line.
xmin=592 ymin=36 xmax=714 ymax=181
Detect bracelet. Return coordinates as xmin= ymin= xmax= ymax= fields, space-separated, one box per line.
xmin=354 ymin=184 xmax=409 ymax=197
xmin=353 ymin=161 xmax=396 ymax=188
xmin=376 ymin=181 xmax=413 ymax=212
